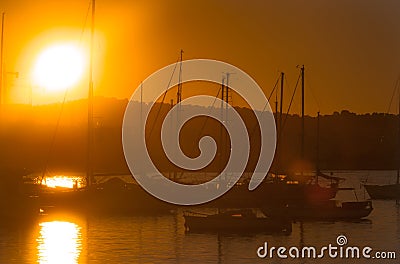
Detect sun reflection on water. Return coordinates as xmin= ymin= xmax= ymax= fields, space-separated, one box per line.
xmin=36 ymin=221 xmax=82 ymax=264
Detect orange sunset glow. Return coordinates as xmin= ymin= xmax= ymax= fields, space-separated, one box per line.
xmin=0 ymin=1 xmax=400 ymax=264
xmin=0 ymin=0 xmax=398 ymax=113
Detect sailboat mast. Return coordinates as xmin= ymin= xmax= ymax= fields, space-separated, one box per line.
xmin=220 ymin=77 xmax=225 ymax=171
xmin=397 ymin=79 xmax=400 ymax=184
xmin=225 ymin=73 xmax=230 ymax=122
xmin=0 ymin=13 xmax=4 ymax=109
xmin=176 ymin=49 xmax=183 ymax=142
xmin=279 ymin=72 xmax=284 ymax=134
xmin=177 ymin=49 xmax=183 ymax=105
xmin=275 ymin=72 xmax=284 ymax=172
xmin=316 ymin=111 xmax=320 ymax=183
xmin=275 ymin=94 xmax=278 ymax=124
xmin=87 ymin=0 xmax=95 ymax=187
xmin=301 ymin=65 xmax=305 ymax=173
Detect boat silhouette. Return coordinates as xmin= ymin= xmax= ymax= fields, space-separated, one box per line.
xmin=183 ymin=209 xmax=291 ymax=234
xmin=35 ymin=0 xmax=171 ymax=216
xmin=364 ymin=77 xmax=400 ymax=199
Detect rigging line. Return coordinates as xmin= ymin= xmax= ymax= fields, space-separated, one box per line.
xmin=40 ymin=87 xmax=71 ymax=182
xmin=79 ymin=0 xmax=92 ymax=44
xmin=283 ymin=75 xmax=292 ymax=104
xmin=244 ymin=73 xmax=281 ymax=166
xmin=386 ymin=77 xmax=399 ymax=114
xmin=304 ymin=71 xmax=321 ymax=113
xmin=281 ymin=70 xmax=301 ymax=134
xmin=40 ymin=2 xmax=90 ymax=183
xmin=148 ymin=57 xmax=180 ymax=138
xmin=278 ymin=74 xmax=294 ymax=141
xmin=196 ymin=87 xmax=222 ymax=140
xmin=248 ymin=73 xmax=280 ymax=139
xmin=268 ymin=72 xmax=281 ymax=102
xmin=275 ymin=77 xmax=278 ymax=105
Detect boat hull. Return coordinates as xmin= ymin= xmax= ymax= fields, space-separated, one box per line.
xmin=183 ymin=211 xmax=292 ymax=234
xmin=39 ymin=182 xmax=172 ymax=215
xmin=262 ymin=201 xmax=373 ymax=221
xmin=209 ymin=181 xmax=337 ymax=209
xmin=364 ymin=184 xmax=400 ymax=200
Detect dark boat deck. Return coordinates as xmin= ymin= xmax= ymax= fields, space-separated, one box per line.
xmin=183 ymin=209 xmax=292 ymax=234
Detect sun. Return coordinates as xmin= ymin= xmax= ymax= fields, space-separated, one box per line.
xmin=33 ymin=44 xmax=86 ymax=92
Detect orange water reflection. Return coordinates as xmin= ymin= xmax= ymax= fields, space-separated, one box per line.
xmin=36 ymin=221 xmax=83 ymax=264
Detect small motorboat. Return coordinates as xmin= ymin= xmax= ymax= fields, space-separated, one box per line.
xmin=183 ymin=209 xmax=292 ymax=234
xmin=262 ymin=188 xmax=373 ymax=221
xmin=364 ymin=183 xmax=400 ymax=200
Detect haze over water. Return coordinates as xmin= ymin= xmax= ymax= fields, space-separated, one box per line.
xmin=0 ymin=171 xmax=399 ymax=264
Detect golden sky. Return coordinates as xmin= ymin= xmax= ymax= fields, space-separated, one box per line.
xmin=1 ymin=0 xmax=400 ymax=114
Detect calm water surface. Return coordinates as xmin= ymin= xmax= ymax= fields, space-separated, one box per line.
xmin=1 ymin=171 xmax=399 ymax=264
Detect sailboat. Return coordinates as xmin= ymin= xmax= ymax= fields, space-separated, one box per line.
xmin=254 ymin=66 xmax=334 ymax=213
xmin=364 ymin=78 xmax=400 ymax=199
xmin=205 ymin=69 xmax=338 ymax=210
xmin=181 ymin=73 xmax=292 ymax=233
xmin=38 ymin=0 xmax=171 ymax=215
xmin=36 ymin=0 xmax=97 ymax=213
xmin=258 ymin=66 xmax=372 ymax=220
xmin=204 ymin=66 xmax=372 ymax=220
